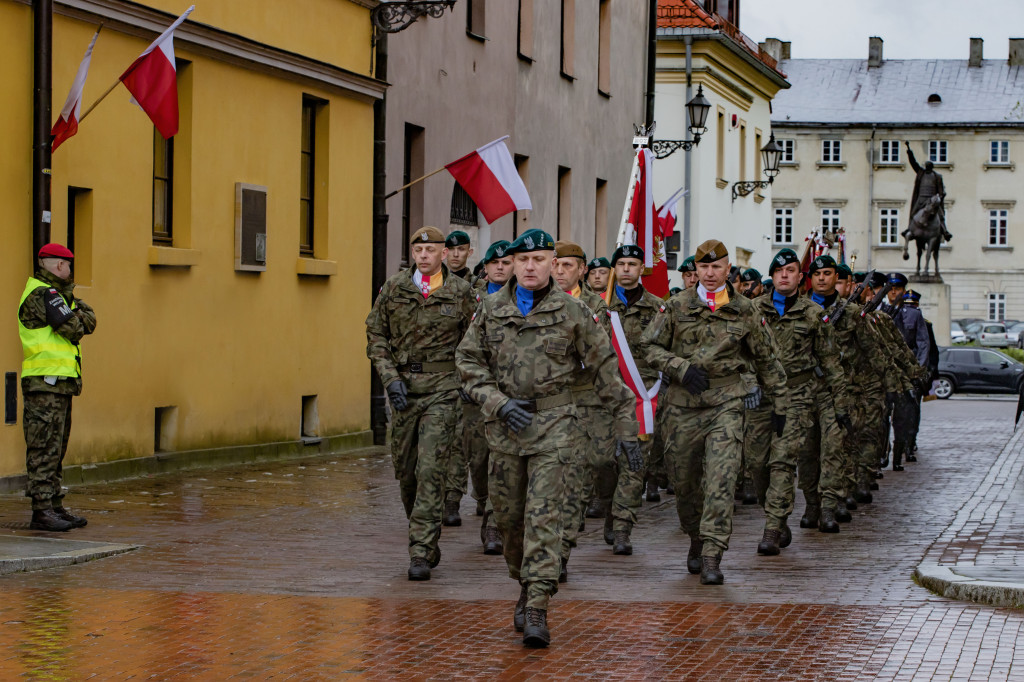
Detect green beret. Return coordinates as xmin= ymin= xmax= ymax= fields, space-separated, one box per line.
xmin=611 ymin=244 xmax=644 ymax=266
xmin=769 ymin=248 xmax=800 ymax=275
xmin=588 ymin=257 xmax=611 ymax=270
xmin=482 ymin=240 xmax=512 ymax=263
xmin=507 ymin=228 xmax=555 ymax=254
xmin=677 ymin=256 xmax=696 ymax=273
xmin=808 ymin=254 xmax=837 ymax=275
xmin=740 ymin=268 xmax=762 ymax=283
xmin=853 ymin=271 xmax=867 ymax=284
xmin=836 ymin=264 xmax=852 ymax=280
xmin=445 ymin=230 xmax=471 ymax=247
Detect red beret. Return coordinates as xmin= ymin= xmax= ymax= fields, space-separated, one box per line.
xmin=38 ymin=243 xmax=74 ymax=260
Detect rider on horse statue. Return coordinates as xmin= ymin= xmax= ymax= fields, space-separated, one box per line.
xmin=901 ymin=141 xmax=953 ymax=276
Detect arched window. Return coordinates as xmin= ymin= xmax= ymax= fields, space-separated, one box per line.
xmin=927 ymin=93 xmax=942 ymax=104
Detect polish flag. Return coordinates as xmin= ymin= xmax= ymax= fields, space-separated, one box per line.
xmin=626 ymin=148 xmax=655 ymax=268
xmin=120 ymin=5 xmax=194 ymax=139
xmin=51 ymin=28 xmax=100 ymax=152
xmin=445 ymin=136 xmax=532 ymax=223
xmin=657 ymin=187 xmax=686 ymax=240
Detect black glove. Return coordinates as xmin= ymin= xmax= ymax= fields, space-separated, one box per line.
xmin=458 ymin=388 xmax=474 ymax=404
xmin=679 ymin=366 xmax=709 ymax=395
xmin=386 ymin=380 xmax=409 ymax=412
xmin=743 ymin=386 xmax=762 ymax=410
xmin=904 ymin=390 xmax=916 ymax=402
xmin=498 ymin=399 xmax=533 ymax=434
xmin=836 ymin=412 xmax=853 ymax=431
xmin=44 ymin=289 xmax=74 ymax=328
xmin=885 ymin=392 xmax=897 ymax=409
xmin=616 ymin=440 xmax=644 ymax=473
xmin=770 ymin=412 xmax=786 ymax=437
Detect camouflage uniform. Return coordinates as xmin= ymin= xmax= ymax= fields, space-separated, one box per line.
xmin=742 ymin=401 xmax=773 ymax=502
xmin=365 ymin=265 xmax=476 ymax=566
xmin=19 ymin=270 xmax=96 ymax=511
xmin=456 ymin=278 xmax=636 ymax=609
xmin=872 ymin=310 xmax=925 ymax=466
xmin=641 ymin=283 xmax=788 ymax=557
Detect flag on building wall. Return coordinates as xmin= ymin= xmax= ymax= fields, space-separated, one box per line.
xmin=120 ymin=5 xmax=194 ymax=139
xmin=51 ymin=28 xmax=100 ymax=152
xmin=445 ymin=136 xmax=532 ymax=223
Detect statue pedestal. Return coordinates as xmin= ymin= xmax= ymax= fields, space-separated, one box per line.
xmin=908 ymin=277 xmax=951 ymax=345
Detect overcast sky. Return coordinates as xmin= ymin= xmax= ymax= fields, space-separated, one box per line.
xmin=741 ymin=0 xmax=1024 ymax=60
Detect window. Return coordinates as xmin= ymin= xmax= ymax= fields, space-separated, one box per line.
xmin=928 ymin=140 xmax=947 ymax=164
xmin=67 ymin=187 xmax=92 ymax=285
xmin=991 ymin=140 xmax=1010 ymax=165
xmin=989 ymin=209 xmax=1008 ymax=246
xmin=152 ymin=128 xmax=173 ymax=244
xmin=755 ymin=130 xmax=762 ymax=179
xmin=299 ymin=98 xmax=318 ymax=256
xmin=738 ymin=121 xmax=747 ymax=180
xmin=595 ymin=178 xmax=607 ymax=257
xmin=821 ymin=139 xmax=841 ymax=163
xmin=560 ymin=0 xmax=575 ymax=79
xmin=779 ymin=139 xmax=795 ymax=164
xmin=774 ymin=208 xmax=793 ymax=243
xmin=466 ymin=0 xmax=485 ymax=39
xmin=450 ymin=182 xmax=478 ymax=226
xmin=597 ymin=0 xmax=611 ymax=95
xmin=821 ymin=208 xmax=841 ymax=231
xmin=557 ymin=166 xmax=571 ymax=240
xmin=879 ymin=208 xmax=900 ymax=245
xmin=402 ymin=123 xmax=425 ymax=264
xmin=988 ymin=293 xmax=1006 ymax=321
xmin=716 ymin=108 xmax=725 ymax=181
xmin=880 ymin=139 xmax=901 ymax=164
xmin=517 ymin=0 xmax=534 ymax=60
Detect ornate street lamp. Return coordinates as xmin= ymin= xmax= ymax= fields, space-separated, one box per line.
xmin=731 ymin=133 xmax=783 ymax=202
xmin=371 ymin=0 xmax=457 ymax=33
xmin=650 ymin=85 xmax=713 ymax=159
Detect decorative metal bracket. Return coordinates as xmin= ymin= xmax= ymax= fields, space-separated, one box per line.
xmin=651 ymin=138 xmax=700 ymax=159
xmin=731 ymin=179 xmax=773 ymax=203
xmin=371 ymin=0 xmax=457 ymax=34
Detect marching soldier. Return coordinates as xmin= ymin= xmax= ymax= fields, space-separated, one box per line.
xmin=445 ymin=230 xmax=476 ymax=282
xmin=365 ymin=226 xmax=476 ymax=581
xmin=677 ymin=256 xmax=699 ymax=290
xmin=883 ymin=273 xmax=930 ymax=461
xmin=457 ymin=228 xmax=639 ymax=647
xmin=585 ymin=257 xmax=611 ymax=292
xmin=641 ymin=240 xmax=788 ymax=584
xmin=19 ymin=243 xmax=96 ymax=531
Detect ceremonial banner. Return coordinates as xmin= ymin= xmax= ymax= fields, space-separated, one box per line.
xmin=51 ymin=28 xmax=100 ymax=152
xmin=445 ymin=136 xmax=532 ymax=223
xmin=608 ymin=310 xmax=661 ymax=435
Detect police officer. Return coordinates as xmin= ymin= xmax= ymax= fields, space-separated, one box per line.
xmin=642 ymin=239 xmax=788 ymax=584
xmin=585 ymin=257 xmax=611 ymax=292
xmin=19 ymin=243 xmax=96 ymax=531
xmin=678 ymin=256 xmax=699 ymax=290
xmin=457 ymin=228 xmax=639 ymax=647
xmin=365 ymin=226 xmax=477 ymax=581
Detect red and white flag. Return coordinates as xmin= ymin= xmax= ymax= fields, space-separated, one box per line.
xmin=51 ymin=28 xmax=100 ymax=152
xmin=445 ymin=136 xmax=532 ymax=223
xmin=656 ymin=187 xmax=686 ymax=239
xmin=608 ymin=310 xmax=662 ymax=436
xmin=626 ymin=148 xmax=655 ymax=267
xmin=120 ymin=5 xmax=194 ymax=139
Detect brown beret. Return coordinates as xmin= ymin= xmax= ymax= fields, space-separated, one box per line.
xmin=554 ymin=240 xmax=587 ymax=261
xmin=694 ymin=239 xmax=728 ymax=263
xmin=409 ymin=226 xmax=446 ymax=245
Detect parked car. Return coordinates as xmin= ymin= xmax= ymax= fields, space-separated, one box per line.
xmin=963 ymin=321 xmax=984 ymax=342
xmin=1008 ymin=321 xmax=1024 ymax=349
xmin=950 ymin=321 xmax=968 ymax=344
xmin=978 ymin=322 xmax=1011 ymax=347
xmin=935 ymin=347 xmax=1024 ymax=398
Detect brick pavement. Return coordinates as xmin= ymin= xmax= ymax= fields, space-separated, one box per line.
xmin=0 ymin=398 xmax=1022 ymax=679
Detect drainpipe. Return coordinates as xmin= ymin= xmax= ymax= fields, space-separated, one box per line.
xmin=866 ymin=126 xmax=876 ymax=271
xmin=644 ymin=0 xmax=657 ymax=127
xmin=683 ymin=36 xmax=693 ymax=259
xmin=370 ymin=30 xmax=388 ymax=446
xmin=32 ymin=0 xmax=52 ymax=265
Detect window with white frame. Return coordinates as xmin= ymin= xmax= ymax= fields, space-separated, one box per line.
xmin=779 ymin=139 xmax=795 ymax=164
xmin=879 ymin=208 xmax=900 ymax=244
xmin=990 ymin=141 xmax=1010 ymax=165
xmin=774 ymin=208 xmax=793 ymax=243
xmin=988 ymin=293 xmax=1006 ymax=321
xmin=989 ymin=209 xmax=1008 ymax=246
xmin=821 ymin=139 xmax=842 ymax=163
xmin=880 ymin=139 xmax=901 ymax=164
xmin=821 ymin=208 xmax=841 ymax=231
xmin=928 ymin=140 xmax=948 ymax=164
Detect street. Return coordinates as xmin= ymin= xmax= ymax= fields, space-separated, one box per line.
xmin=1 ymin=397 xmax=1022 ymax=680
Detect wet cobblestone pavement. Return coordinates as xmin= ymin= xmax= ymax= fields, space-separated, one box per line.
xmin=1 ymin=398 xmax=1023 ymax=679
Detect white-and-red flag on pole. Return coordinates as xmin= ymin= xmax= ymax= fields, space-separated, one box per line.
xmin=445 ymin=136 xmax=532 ymax=223
xmin=608 ymin=310 xmax=663 ymax=436
xmin=626 ymin=148 xmax=655 ymax=266
xmin=51 ymin=28 xmax=100 ymax=152
xmin=656 ymin=187 xmax=686 ymax=239
xmin=120 ymin=5 xmax=194 ymax=139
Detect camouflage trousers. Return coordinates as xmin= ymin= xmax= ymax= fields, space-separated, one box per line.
xmin=443 ymin=401 xmax=468 ymax=503
xmin=463 ymin=402 xmax=497 ymax=530
xmin=841 ymin=392 xmax=867 ymax=493
xmin=390 ymin=390 xmax=458 ymax=564
xmin=661 ymin=398 xmax=744 ymax=557
xmin=892 ymin=393 xmax=917 ymax=444
xmin=742 ymin=404 xmax=773 ymax=504
xmin=564 ymin=403 xmax=615 ymax=559
xmin=23 ymin=391 xmax=73 ymax=511
xmin=489 ymin=431 xmax=578 ymax=610
xmin=857 ymin=386 xmax=887 ymax=475
xmin=792 ymin=384 xmax=845 ymax=511
xmin=593 ymin=436 xmax=650 ymax=533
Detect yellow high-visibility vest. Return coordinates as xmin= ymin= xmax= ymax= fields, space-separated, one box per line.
xmin=18 ymin=277 xmax=81 ymax=378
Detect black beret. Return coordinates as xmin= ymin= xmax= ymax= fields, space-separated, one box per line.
xmin=740 ymin=268 xmax=762 ymax=283
xmin=836 ymin=264 xmax=852 ymax=280
xmin=611 ymin=244 xmax=644 ymax=266
xmin=768 ymin=248 xmax=800 ymax=275
xmin=868 ymin=271 xmax=889 ymax=288
xmin=808 ymin=254 xmax=837 ymax=275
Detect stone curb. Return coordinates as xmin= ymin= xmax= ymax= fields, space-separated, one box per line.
xmin=0 ymin=538 xmax=140 ymax=576
xmin=915 ymin=563 xmax=1024 ymax=609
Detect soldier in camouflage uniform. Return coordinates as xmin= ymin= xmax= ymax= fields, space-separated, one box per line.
xmin=585 ymin=257 xmax=611 ymax=293
xmin=457 ymin=229 xmax=639 ymax=648
xmin=735 ymin=267 xmax=765 ymax=506
xmin=366 ymin=226 xmax=476 ymax=581
xmin=18 ymin=244 xmax=97 ymax=532
xmin=678 ymin=256 xmax=699 ymax=290
xmin=641 ymin=240 xmax=788 ymax=585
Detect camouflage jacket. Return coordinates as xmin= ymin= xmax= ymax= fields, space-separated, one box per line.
xmin=819 ymin=298 xmax=892 ymax=392
xmin=641 ymin=283 xmax=788 ymax=410
xmin=571 ymin=284 xmax=609 ymax=408
xmin=451 ymin=267 xmax=480 ymax=288
xmin=455 ymin=277 xmax=638 ymax=449
xmin=365 ymin=265 xmax=476 ymax=395
xmin=19 ymin=269 xmax=97 ymax=396
xmin=606 ymin=285 xmax=664 ymax=388
xmin=873 ymin=310 xmax=926 ymax=390
xmin=754 ymin=293 xmax=848 ymax=412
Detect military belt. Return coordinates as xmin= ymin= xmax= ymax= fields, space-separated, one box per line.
xmin=520 ymin=391 xmax=574 ymax=413
xmin=570 ymin=383 xmax=596 ymax=393
xmin=706 ymin=374 xmax=742 ymax=390
xmin=399 ymin=361 xmax=457 ymax=373
xmin=787 ymin=369 xmax=817 ymax=386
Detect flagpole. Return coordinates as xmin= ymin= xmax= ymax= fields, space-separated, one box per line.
xmin=78 ymin=76 xmax=118 ymax=124
xmin=384 ymin=165 xmax=448 ymax=199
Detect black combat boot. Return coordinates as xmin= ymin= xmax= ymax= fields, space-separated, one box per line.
xmin=700 ymin=555 xmax=724 ymax=585
xmin=30 ymin=509 xmax=72 ymax=532
xmin=818 ymin=507 xmax=840 ymax=533
xmin=835 ymin=503 xmax=852 ymax=523
xmin=585 ymin=497 xmax=606 ymax=519
xmin=443 ymin=499 xmax=462 ymax=527
xmin=741 ymin=478 xmax=758 ymax=505
xmin=475 ymin=499 xmax=485 ymax=516
xmin=646 ymin=480 xmax=661 ymax=503
xmin=844 ymin=496 xmax=858 ymax=511
xmin=603 ymin=512 xmax=615 ymax=545
xmin=757 ymin=528 xmax=781 ymax=556
xmin=892 ymin=442 xmax=905 ymax=471
xmin=870 ymin=480 xmax=880 ymax=490
xmin=559 ymin=557 xmax=568 ymax=584
xmin=523 ymin=607 xmax=550 ymax=648
xmin=800 ymin=503 xmax=820 ymax=529
xmin=905 ymin=440 xmax=917 ymax=462
xmin=514 ymin=585 xmax=527 ymax=632
xmin=779 ymin=520 xmax=793 ymax=548
xmin=613 ymin=529 xmax=633 ymax=555
xmin=687 ymin=535 xmax=702 ymax=574
xmin=853 ymin=486 xmax=873 ymax=504
xmin=482 ymin=525 xmax=503 ymax=556
xmin=408 ymin=557 xmax=431 ymax=581
xmin=52 ymin=507 xmax=87 ymax=528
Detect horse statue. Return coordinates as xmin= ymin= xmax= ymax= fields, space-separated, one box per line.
xmin=902 ymin=193 xmax=944 ymax=277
